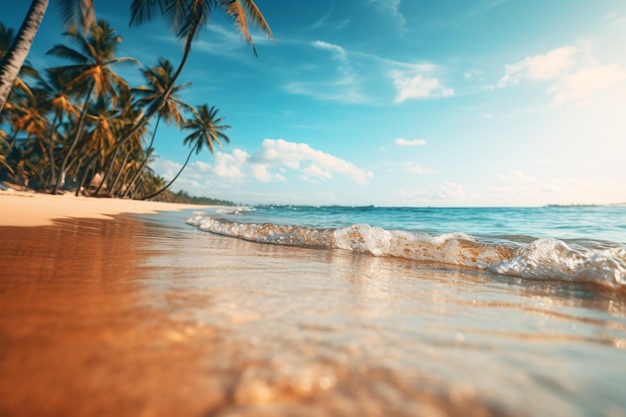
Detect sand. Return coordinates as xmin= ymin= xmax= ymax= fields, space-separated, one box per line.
xmin=0 ymin=188 xmax=211 ymax=227
xmin=0 ymin=204 xmax=515 ymax=417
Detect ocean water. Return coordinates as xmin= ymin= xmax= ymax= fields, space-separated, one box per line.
xmin=183 ymin=205 xmax=626 ymax=415
xmin=189 ymin=205 xmax=626 ymax=289
xmin=2 ymin=206 xmax=626 ymax=416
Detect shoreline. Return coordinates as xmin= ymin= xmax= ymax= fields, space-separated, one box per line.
xmin=0 ymin=189 xmax=214 ymax=227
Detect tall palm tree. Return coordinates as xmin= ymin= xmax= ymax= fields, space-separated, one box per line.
xmin=121 ymin=57 xmax=192 ymax=197
xmin=48 ymin=19 xmax=137 ymax=193
xmin=95 ymin=0 xmax=272 ymax=194
xmin=141 ymin=104 xmax=229 ymax=200
xmin=0 ymin=0 xmax=95 ymax=112
xmin=36 ymin=67 xmax=80 ymax=187
xmin=83 ymin=95 xmax=123 ymax=163
xmin=0 ymin=129 xmax=13 ymax=173
xmin=2 ymin=84 xmax=51 ymax=186
xmin=108 ymin=86 xmax=149 ymax=195
xmin=109 ymin=0 xmax=272 ymax=160
xmin=0 ymin=22 xmax=40 ymax=124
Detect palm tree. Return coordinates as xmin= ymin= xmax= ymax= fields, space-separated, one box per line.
xmin=35 ymin=67 xmax=80 ymax=187
xmin=109 ymin=0 xmax=272 ymax=158
xmin=0 ymin=0 xmax=95 ymax=112
xmin=141 ymin=104 xmax=230 ymax=200
xmin=1 ymin=83 xmax=51 ymax=186
xmin=47 ymin=19 xmax=137 ymax=193
xmin=0 ymin=22 xmax=40 ymax=124
xmin=121 ymin=57 xmax=192 ymax=197
xmin=0 ymin=129 xmax=13 ymax=173
xmin=94 ymin=0 xmax=272 ymax=194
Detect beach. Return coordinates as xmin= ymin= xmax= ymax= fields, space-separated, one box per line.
xmin=0 ymin=189 xmax=211 ymax=227
xmin=1 ymin=192 xmax=626 ymax=417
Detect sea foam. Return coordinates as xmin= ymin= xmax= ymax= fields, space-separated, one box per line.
xmin=187 ymin=215 xmax=626 ymax=289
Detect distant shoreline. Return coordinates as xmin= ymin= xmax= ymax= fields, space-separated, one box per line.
xmin=0 ymin=189 xmax=216 ymax=227
xmin=545 ymin=203 xmax=626 ymax=208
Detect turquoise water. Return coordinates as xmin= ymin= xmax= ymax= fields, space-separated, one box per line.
xmin=182 ymin=205 xmax=626 ymax=415
xmin=189 ymin=205 xmax=626 ymax=290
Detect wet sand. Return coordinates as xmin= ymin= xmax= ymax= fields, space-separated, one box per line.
xmin=1 ymin=194 xmax=626 ymax=416
xmin=0 ymin=212 xmax=516 ymax=417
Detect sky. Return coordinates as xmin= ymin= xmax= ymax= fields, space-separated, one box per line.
xmin=4 ymin=0 xmax=626 ymax=206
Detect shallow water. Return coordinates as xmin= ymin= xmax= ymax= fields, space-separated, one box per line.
xmin=1 ymin=210 xmax=626 ymax=416
xmin=190 ymin=206 xmax=626 ymax=289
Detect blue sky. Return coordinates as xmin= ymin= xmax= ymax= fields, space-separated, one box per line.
xmin=6 ymin=0 xmax=626 ymax=206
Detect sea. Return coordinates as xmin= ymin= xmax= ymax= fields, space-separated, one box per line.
xmin=188 ymin=205 xmax=626 ymax=289
xmin=1 ymin=204 xmax=626 ymax=416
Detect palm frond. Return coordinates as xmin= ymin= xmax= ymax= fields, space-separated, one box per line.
xmin=177 ymin=0 xmax=211 ymax=41
xmin=57 ymin=0 xmax=95 ymax=33
xmin=237 ymin=0 xmax=273 ymax=38
xmin=130 ymin=0 xmax=161 ymax=26
xmin=219 ymin=0 xmax=273 ymax=56
xmin=46 ymin=44 xmax=89 ymax=64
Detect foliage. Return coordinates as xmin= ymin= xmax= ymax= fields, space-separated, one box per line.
xmin=0 ymin=1 xmax=272 ymax=202
xmin=152 ymin=189 xmax=236 ymax=206
xmin=0 ymin=17 xmax=241 ymax=201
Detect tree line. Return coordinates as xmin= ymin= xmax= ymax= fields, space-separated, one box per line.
xmin=0 ymin=0 xmax=272 ymax=201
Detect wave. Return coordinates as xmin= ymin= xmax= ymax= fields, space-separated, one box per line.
xmin=186 ymin=215 xmax=626 ymax=289
xmin=214 ymin=206 xmax=257 ymax=215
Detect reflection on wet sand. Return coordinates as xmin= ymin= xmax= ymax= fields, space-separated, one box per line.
xmin=0 ymin=217 xmax=221 ymax=416
xmin=1 ymin=213 xmax=626 ymax=416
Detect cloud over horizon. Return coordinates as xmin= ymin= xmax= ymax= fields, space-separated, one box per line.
xmin=155 ymin=139 xmax=373 ymax=188
xmin=395 ymin=138 xmax=427 ymax=146
xmin=497 ymin=45 xmax=626 ymax=105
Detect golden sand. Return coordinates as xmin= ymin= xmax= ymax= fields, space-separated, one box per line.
xmin=0 ymin=189 xmax=211 ymax=227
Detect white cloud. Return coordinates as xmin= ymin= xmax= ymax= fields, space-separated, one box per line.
xmin=395 ymin=182 xmax=466 ymax=202
xmin=302 ymin=163 xmax=333 ymax=181
xmin=497 ymin=46 xmax=579 ymax=88
xmin=285 ymin=41 xmax=367 ymax=103
xmin=250 ymin=163 xmax=286 ymax=183
xmin=308 ymin=10 xmax=351 ymax=30
xmin=211 ymin=149 xmax=248 ymax=178
xmin=436 ymin=182 xmax=466 ymax=199
xmin=546 ymin=65 xmax=626 ymax=105
xmin=312 ymin=40 xmax=347 ymax=60
xmin=497 ymin=45 xmax=626 ymax=105
xmin=395 ymin=138 xmax=427 ymax=146
xmin=405 ymin=162 xmax=434 ymax=174
xmin=254 ymin=139 xmax=373 ymax=185
xmin=482 ymin=170 xmax=626 ymax=206
xmin=390 ymin=70 xmax=454 ymax=102
xmin=150 ymin=157 xmax=181 ymax=180
xmin=285 ymin=80 xmax=366 ymax=104
xmin=153 ymin=139 xmax=372 ymax=189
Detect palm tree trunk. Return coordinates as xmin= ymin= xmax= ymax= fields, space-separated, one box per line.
xmin=120 ymin=115 xmax=161 ymax=198
xmin=118 ymin=162 xmax=139 ymax=198
xmin=75 ymin=155 xmax=97 ymax=196
xmin=99 ymin=19 xmax=200 ymax=191
xmin=53 ymin=81 xmax=95 ymax=194
xmin=121 ymin=147 xmax=151 ymax=198
xmin=46 ymin=112 xmax=60 ymax=190
xmin=94 ymin=149 xmax=115 ymax=196
xmin=140 ymin=147 xmax=193 ymax=201
xmin=109 ymin=151 xmax=130 ymax=196
xmin=0 ymin=0 xmax=48 ymax=112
